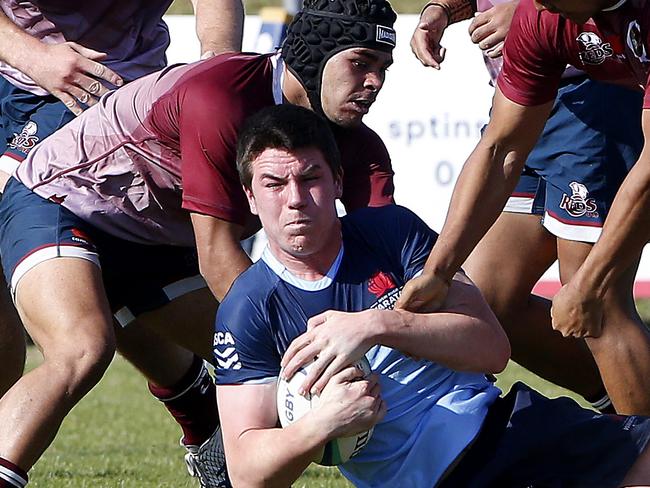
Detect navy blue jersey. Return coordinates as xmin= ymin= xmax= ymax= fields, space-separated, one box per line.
xmin=214 ymin=206 xmax=499 ymax=487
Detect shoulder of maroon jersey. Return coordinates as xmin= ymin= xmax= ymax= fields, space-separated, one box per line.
xmin=167 ymin=53 xmax=276 ymax=123
xmin=171 ymin=52 xmax=274 ymax=95
xmin=516 ymin=0 xmax=563 ymax=31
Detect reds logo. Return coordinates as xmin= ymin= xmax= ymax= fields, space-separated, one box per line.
xmin=8 ymin=121 xmax=39 ymax=154
xmin=559 ymin=182 xmax=599 ymax=218
xmin=368 ymin=271 xmax=396 ymax=297
xmin=577 ymin=32 xmax=614 ymax=65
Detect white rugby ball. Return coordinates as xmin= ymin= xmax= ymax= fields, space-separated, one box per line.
xmin=276 ymin=357 xmax=374 ymax=466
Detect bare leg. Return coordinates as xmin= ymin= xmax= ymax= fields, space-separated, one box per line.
xmin=0 ymin=258 xmax=115 ymax=469
xmin=114 ymin=287 xmax=217 ymax=385
xmin=558 ymin=239 xmax=650 ymax=415
xmin=114 ymin=287 xmax=220 ymax=452
xmin=0 ymin=270 xmax=25 ymax=396
xmin=465 ymin=212 xmax=603 ymax=399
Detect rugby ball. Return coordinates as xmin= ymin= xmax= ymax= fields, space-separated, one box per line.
xmin=276 ymin=357 xmax=374 ymax=466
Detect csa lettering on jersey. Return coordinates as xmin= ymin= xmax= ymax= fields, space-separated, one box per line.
xmin=213 ymin=331 xmax=241 ymax=370
xmin=214 ymin=331 xmax=235 ymax=346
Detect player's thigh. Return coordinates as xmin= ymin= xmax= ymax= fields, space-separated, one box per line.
xmin=558 ymin=238 xmax=641 ymax=326
xmin=556 ymin=238 xmax=592 ymax=284
xmin=135 ymin=287 xmax=217 ymax=360
xmin=102 ymin=240 xmax=216 ymax=361
xmin=464 ymin=212 xmax=556 ymax=308
xmin=0 ymin=178 xmax=114 ymax=355
xmin=15 ymin=257 xmax=115 ymax=355
xmin=115 ymin=287 xmax=216 ymax=367
xmin=0 ymin=282 xmax=26 ymax=395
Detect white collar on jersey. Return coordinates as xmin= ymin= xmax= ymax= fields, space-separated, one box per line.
xmin=602 ymin=0 xmax=628 ymax=11
xmin=271 ymin=53 xmax=285 ymax=105
xmin=261 ymin=244 xmax=344 ymax=291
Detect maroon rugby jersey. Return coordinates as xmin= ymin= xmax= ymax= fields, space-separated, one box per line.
xmin=498 ymin=0 xmax=650 ymax=106
xmin=0 ymin=0 xmax=172 ymax=95
xmin=16 ymin=53 xmax=394 ymax=246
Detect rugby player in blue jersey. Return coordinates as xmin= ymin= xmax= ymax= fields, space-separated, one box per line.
xmin=214 ymin=104 xmax=650 ymax=487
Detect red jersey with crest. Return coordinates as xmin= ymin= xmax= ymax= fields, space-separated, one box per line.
xmin=15 ymin=53 xmax=394 ymax=246
xmin=498 ymin=0 xmax=650 ymax=107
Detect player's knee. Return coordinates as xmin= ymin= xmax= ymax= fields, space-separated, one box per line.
xmin=47 ymin=335 xmax=115 ymax=398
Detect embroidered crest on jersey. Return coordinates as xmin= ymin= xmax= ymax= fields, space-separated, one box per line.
xmin=627 ymin=21 xmax=649 ymax=63
xmin=213 ymin=331 xmax=242 ymax=370
xmin=559 ymin=182 xmax=599 ymax=218
xmin=8 ymin=121 xmax=39 ymax=155
xmin=577 ymin=32 xmax=614 ymax=65
xmin=368 ymin=271 xmax=401 ymax=310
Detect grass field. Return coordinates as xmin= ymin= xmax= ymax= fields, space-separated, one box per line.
xmin=27 ymin=292 xmax=650 ymax=486
xmin=24 ymin=335 xmax=601 ymax=487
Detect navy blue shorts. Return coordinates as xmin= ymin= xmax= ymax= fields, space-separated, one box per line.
xmin=439 ymin=383 xmax=650 ymax=487
xmin=0 ymin=178 xmax=205 ymax=326
xmin=504 ymin=77 xmax=644 ymax=243
xmin=0 ymin=77 xmax=74 ymax=173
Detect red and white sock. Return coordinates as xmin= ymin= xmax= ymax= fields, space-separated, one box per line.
xmin=148 ymin=355 xmax=219 ymax=447
xmin=0 ymin=457 xmax=27 ymax=488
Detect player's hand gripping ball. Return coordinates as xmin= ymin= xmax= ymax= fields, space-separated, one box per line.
xmin=277 ymin=357 xmax=374 ymax=465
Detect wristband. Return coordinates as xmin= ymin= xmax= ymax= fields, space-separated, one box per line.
xmin=420 ymin=0 xmax=474 ymax=25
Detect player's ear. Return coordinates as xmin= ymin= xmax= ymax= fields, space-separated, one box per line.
xmin=334 ymin=169 xmax=344 ymax=199
xmin=244 ymin=185 xmax=259 ymax=215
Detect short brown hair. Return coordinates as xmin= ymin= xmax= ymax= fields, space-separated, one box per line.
xmin=236 ymin=105 xmax=342 ymax=190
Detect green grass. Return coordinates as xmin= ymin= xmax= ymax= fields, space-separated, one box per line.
xmin=24 ymin=350 xmax=589 ymax=486
xmin=24 ymin=347 xmax=350 ymax=487
xmin=22 ymin=299 xmax=650 ymax=485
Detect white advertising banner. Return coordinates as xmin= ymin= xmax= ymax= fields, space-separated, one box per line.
xmin=165 ymin=14 xmax=650 ymax=297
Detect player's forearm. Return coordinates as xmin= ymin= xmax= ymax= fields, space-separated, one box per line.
xmin=200 ymin=245 xmax=251 ymax=302
xmin=191 ymin=213 xmax=252 ymax=301
xmin=375 ymin=299 xmax=509 ymax=373
xmin=228 ymin=421 xmax=326 ymax=487
xmin=422 ymin=140 xmax=523 ymax=283
xmin=571 ymin=149 xmax=650 ymax=298
xmin=192 ymin=0 xmax=244 ymax=55
xmin=422 ymin=0 xmax=477 ymax=25
xmin=0 ymin=11 xmax=46 ymax=73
